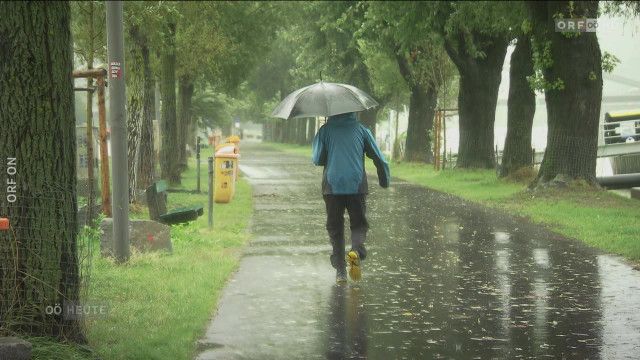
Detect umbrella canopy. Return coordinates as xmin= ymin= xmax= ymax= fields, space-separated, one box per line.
xmin=271 ymin=82 xmax=378 ymax=119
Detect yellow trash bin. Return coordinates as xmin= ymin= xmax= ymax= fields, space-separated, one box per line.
xmin=215 ymin=142 xmax=239 ymax=182
xmin=214 ymin=153 xmax=239 ymax=203
xmin=215 ymin=142 xmax=238 ymax=154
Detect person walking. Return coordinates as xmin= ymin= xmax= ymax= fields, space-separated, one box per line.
xmin=312 ymin=112 xmax=390 ymax=283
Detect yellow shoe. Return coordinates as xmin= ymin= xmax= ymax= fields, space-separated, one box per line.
xmin=346 ymin=250 xmax=361 ymax=281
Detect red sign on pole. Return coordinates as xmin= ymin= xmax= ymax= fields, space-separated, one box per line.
xmin=109 ymin=61 xmax=122 ymax=79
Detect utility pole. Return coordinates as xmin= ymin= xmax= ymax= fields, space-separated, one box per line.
xmin=106 ymin=1 xmax=130 ymax=262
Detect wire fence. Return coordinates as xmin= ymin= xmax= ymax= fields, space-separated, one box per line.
xmin=1 ymin=185 xmax=98 ymax=338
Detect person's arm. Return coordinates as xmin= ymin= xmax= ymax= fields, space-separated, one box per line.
xmin=312 ymin=127 xmax=327 ymax=166
xmin=363 ymin=128 xmax=390 ymax=188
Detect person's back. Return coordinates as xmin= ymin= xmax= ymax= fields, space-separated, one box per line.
xmin=312 ymin=112 xmax=389 ymax=283
xmin=312 ymin=112 xmax=389 ymax=195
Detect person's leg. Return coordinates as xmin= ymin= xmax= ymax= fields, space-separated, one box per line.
xmin=345 ymin=194 xmax=369 ymax=260
xmin=323 ymin=194 xmax=346 ymax=270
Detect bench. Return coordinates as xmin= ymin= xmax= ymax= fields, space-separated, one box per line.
xmin=146 ymin=180 xmax=203 ymax=225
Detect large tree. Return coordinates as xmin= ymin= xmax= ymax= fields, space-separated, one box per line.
xmin=361 ymin=2 xmax=456 ymax=163
xmin=159 ymin=16 xmax=181 ymax=185
xmin=500 ymin=34 xmax=536 ymax=177
xmin=171 ymin=2 xmax=280 ymax=166
xmin=124 ymin=2 xmax=156 ymax=194
xmin=0 ymin=2 xmax=84 ymax=341
xmin=125 ymin=23 xmax=144 ymax=199
xmin=528 ymin=1 xmax=603 ymax=186
xmin=432 ymin=2 xmax=516 ymax=168
xmin=395 ymin=51 xmax=438 ymax=163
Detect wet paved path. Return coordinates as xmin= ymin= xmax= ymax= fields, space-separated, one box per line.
xmin=195 ymin=143 xmax=640 ymax=360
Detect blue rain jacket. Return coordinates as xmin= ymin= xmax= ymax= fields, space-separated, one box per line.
xmin=312 ymin=112 xmax=390 ymax=195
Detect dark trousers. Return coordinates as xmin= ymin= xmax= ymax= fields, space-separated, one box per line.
xmin=323 ymin=194 xmax=369 ymax=260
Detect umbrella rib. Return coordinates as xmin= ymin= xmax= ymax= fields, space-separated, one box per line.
xmin=323 ymin=82 xmax=330 ymax=117
xmin=341 ymin=85 xmax=378 ymax=109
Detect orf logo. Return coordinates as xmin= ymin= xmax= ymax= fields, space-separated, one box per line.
xmin=555 ymin=18 xmax=598 ymax=32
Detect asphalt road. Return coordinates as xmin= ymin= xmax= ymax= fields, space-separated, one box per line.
xmin=195 ymin=143 xmax=640 ymax=360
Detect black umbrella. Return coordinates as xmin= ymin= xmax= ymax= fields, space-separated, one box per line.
xmin=271 ymin=81 xmax=378 ymax=119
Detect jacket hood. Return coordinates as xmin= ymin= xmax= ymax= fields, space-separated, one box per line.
xmin=328 ymin=112 xmax=357 ymax=123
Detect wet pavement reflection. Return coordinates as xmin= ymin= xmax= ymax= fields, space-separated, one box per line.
xmin=195 ymin=144 xmax=640 ymax=360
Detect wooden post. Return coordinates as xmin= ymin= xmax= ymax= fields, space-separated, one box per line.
xmin=196 ymin=136 xmax=201 ymax=193
xmin=96 ymin=76 xmax=111 ymax=217
xmin=208 ymin=157 xmax=214 ymax=229
xmin=442 ymin=110 xmax=447 ymax=170
xmin=73 ymin=68 xmax=111 ymax=217
xmin=84 ymin=84 xmax=95 ymax=224
xmin=532 ymin=147 xmax=536 ymax=165
xmin=434 ymin=110 xmax=441 ymax=171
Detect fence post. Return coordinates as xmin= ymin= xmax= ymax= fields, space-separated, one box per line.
xmin=532 ymin=147 xmax=536 ymax=165
xmin=208 ymin=156 xmax=214 ymax=229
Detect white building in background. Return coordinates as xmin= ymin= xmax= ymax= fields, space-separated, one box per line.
xmin=376 ymin=14 xmax=640 ymax=175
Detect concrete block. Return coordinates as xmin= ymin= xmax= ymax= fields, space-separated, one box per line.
xmin=631 ymin=187 xmax=640 ymax=200
xmin=0 ymin=337 xmax=32 ymax=360
xmin=100 ymin=218 xmax=172 ymax=257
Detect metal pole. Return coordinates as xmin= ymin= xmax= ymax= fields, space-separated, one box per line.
xmin=196 ymin=137 xmax=201 ymax=193
xmin=106 ymin=1 xmax=129 ymax=262
xmin=208 ymin=156 xmax=214 ymax=229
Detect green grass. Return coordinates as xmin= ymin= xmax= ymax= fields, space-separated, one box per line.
xmin=29 ymin=337 xmax=94 ymax=360
xmin=267 ymin=142 xmax=640 ymax=263
xmin=31 ymin=156 xmax=253 ymax=359
xmin=263 ymin=142 xmax=313 ymax=158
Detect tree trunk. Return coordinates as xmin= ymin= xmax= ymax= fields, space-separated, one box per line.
xmin=267 ymin=121 xmax=272 ymax=142
xmin=405 ymin=85 xmax=437 ymax=163
xmin=500 ymin=35 xmax=536 ymax=177
xmin=177 ymin=76 xmax=194 ymax=172
xmin=529 ymin=1 xmax=602 ymax=186
xmin=395 ymin=52 xmax=438 ymax=163
xmin=297 ymin=119 xmax=307 ymax=145
xmin=444 ymin=32 xmax=508 ymax=168
xmin=136 ymin=43 xmax=155 ymax=191
xmin=0 ymin=2 xmax=84 ymax=341
xmin=393 ymin=109 xmax=402 ymax=160
xmin=277 ymin=119 xmax=284 ymax=143
xmin=126 ymin=81 xmax=142 ymax=201
xmin=306 ymin=118 xmax=315 ymax=144
xmin=284 ymin=119 xmax=293 ymax=144
xmin=126 ymin=25 xmax=145 ymax=202
xmin=159 ymin=21 xmax=180 ymax=185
